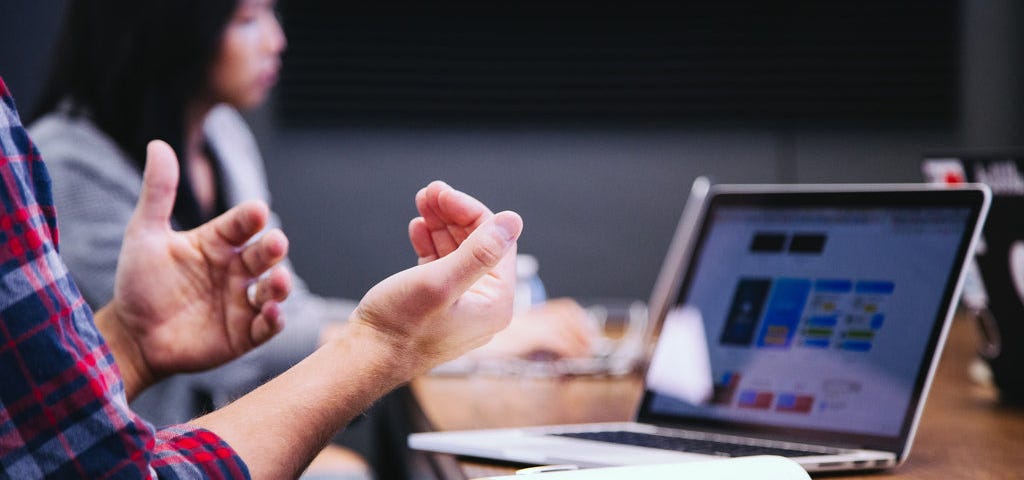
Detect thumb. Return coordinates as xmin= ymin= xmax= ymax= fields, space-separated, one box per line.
xmin=131 ymin=140 xmax=179 ymax=229
xmin=433 ymin=211 xmax=523 ymax=294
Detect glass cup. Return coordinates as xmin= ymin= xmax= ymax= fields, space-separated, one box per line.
xmin=578 ymin=299 xmax=649 ymax=375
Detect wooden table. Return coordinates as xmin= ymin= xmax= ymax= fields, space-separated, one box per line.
xmin=412 ymin=315 xmax=1024 ymax=479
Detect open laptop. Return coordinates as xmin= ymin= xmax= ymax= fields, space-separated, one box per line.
xmin=409 ymin=181 xmax=990 ymax=473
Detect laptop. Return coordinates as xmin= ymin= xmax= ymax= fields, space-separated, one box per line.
xmin=409 ymin=181 xmax=991 ymax=473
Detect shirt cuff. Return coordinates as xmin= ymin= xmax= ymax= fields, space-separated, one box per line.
xmin=151 ymin=424 xmax=250 ymax=479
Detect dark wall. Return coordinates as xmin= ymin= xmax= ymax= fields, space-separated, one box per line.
xmin=4 ymin=1 xmax=1020 ymax=303
xmin=960 ymin=0 xmax=1024 ymax=146
xmin=0 ymin=0 xmax=64 ymax=115
xmin=276 ymin=1 xmax=958 ymax=126
xmin=259 ymin=1 xmax=964 ymax=301
xmin=258 ymin=125 xmax=950 ymax=301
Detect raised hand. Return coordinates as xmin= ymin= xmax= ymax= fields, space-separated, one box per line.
xmin=348 ymin=181 xmax=522 ymax=372
xmin=192 ymin=182 xmax=520 ymax=478
xmin=95 ymin=140 xmax=292 ymax=398
xmin=410 ymin=182 xmax=595 ymax=361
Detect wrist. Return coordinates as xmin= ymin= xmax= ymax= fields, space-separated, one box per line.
xmin=330 ymin=320 xmax=421 ymax=388
xmin=94 ymin=304 xmax=156 ymax=401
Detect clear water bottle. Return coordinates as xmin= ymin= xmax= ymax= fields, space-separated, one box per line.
xmin=515 ymin=254 xmax=547 ymax=313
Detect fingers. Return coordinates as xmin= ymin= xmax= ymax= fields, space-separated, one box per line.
xmin=417 ymin=181 xmax=490 ymax=230
xmin=533 ymin=334 xmax=589 ymax=359
xmin=248 ymin=265 xmax=292 ymax=307
xmin=550 ymin=318 xmax=596 ymax=358
xmin=412 ymin=181 xmax=495 ymax=261
xmin=543 ymin=298 xmax=598 ymax=348
xmin=417 ymin=183 xmax=461 ymax=257
xmin=509 ymin=299 xmax=595 ymax=359
xmin=430 ymin=210 xmax=522 ymax=295
xmin=246 ymin=266 xmax=291 ymax=345
xmin=250 ymin=301 xmax=285 ymax=346
xmin=409 ymin=217 xmax=438 ymax=264
xmin=241 ymin=236 xmax=291 ymax=343
xmin=131 ymin=140 xmax=180 ymax=229
xmin=203 ymin=200 xmax=272 ymax=248
xmin=437 ymin=188 xmax=492 ymax=228
xmin=414 ymin=183 xmax=446 ymax=229
xmin=239 ymin=228 xmax=289 ymax=277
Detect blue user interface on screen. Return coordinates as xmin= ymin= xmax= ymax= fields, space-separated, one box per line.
xmin=647 ymin=205 xmax=971 ymax=438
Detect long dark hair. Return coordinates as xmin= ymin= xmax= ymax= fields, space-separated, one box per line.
xmin=30 ymin=0 xmax=238 ymax=229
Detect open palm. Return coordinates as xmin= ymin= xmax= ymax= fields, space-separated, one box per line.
xmin=105 ymin=141 xmax=291 ymax=388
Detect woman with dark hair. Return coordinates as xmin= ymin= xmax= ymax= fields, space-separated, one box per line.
xmin=29 ymin=0 xmax=596 ymax=477
xmin=30 ymin=2 xmax=374 ymax=478
xmin=30 ymin=4 xmax=380 ymax=476
xmin=32 ymin=0 xmax=255 ymax=232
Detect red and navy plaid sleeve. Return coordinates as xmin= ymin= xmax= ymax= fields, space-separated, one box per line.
xmin=0 ymin=78 xmax=250 ymax=479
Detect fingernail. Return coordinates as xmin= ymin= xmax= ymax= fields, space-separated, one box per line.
xmin=493 ymin=212 xmax=522 ymax=243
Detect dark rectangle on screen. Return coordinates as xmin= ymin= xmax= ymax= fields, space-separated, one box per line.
xmin=750 ymin=233 xmax=787 ymax=253
xmin=789 ymin=233 xmax=826 ymax=253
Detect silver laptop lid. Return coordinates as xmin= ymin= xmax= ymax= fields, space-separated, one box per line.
xmin=638 ymin=182 xmax=990 ymax=459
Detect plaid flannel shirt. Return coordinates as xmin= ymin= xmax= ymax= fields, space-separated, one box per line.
xmin=0 ymin=78 xmax=250 ymax=479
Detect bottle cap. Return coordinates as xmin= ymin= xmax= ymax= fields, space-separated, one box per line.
xmin=517 ymin=254 xmax=539 ymax=278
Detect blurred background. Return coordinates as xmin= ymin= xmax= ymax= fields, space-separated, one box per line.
xmin=2 ymin=0 xmax=1022 ymax=303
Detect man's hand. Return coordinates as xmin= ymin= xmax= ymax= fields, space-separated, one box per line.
xmin=346 ymin=181 xmax=523 ymax=374
xmin=409 ymin=182 xmax=593 ymax=361
xmin=95 ymin=140 xmax=292 ymax=399
xmin=192 ymin=181 xmax=520 ymax=478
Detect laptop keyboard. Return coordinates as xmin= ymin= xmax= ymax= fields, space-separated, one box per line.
xmin=553 ymin=430 xmax=829 ymax=458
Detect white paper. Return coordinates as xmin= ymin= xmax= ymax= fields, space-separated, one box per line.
xmin=478 ymin=455 xmax=810 ymax=480
xmin=1010 ymin=241 xmax=1024 ymax=303
xmin=644 ymin=305 xmax=713 ymax=405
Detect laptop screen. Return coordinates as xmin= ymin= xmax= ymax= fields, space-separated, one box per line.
xmin=639 ymin=186 xmax=987 ymax=453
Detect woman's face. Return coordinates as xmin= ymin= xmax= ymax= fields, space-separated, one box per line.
xmin=208 ymin=0 xmax=286 ymax=109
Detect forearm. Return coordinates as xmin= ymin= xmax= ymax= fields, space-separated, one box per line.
xmin=190 ymin=322 xmax=413 ymax=480
xmin=190 ymin=188 xmax=520 ymax=479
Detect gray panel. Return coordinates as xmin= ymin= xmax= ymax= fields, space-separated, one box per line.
xmin=262 ymin=127 xmax=781 ymax=301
